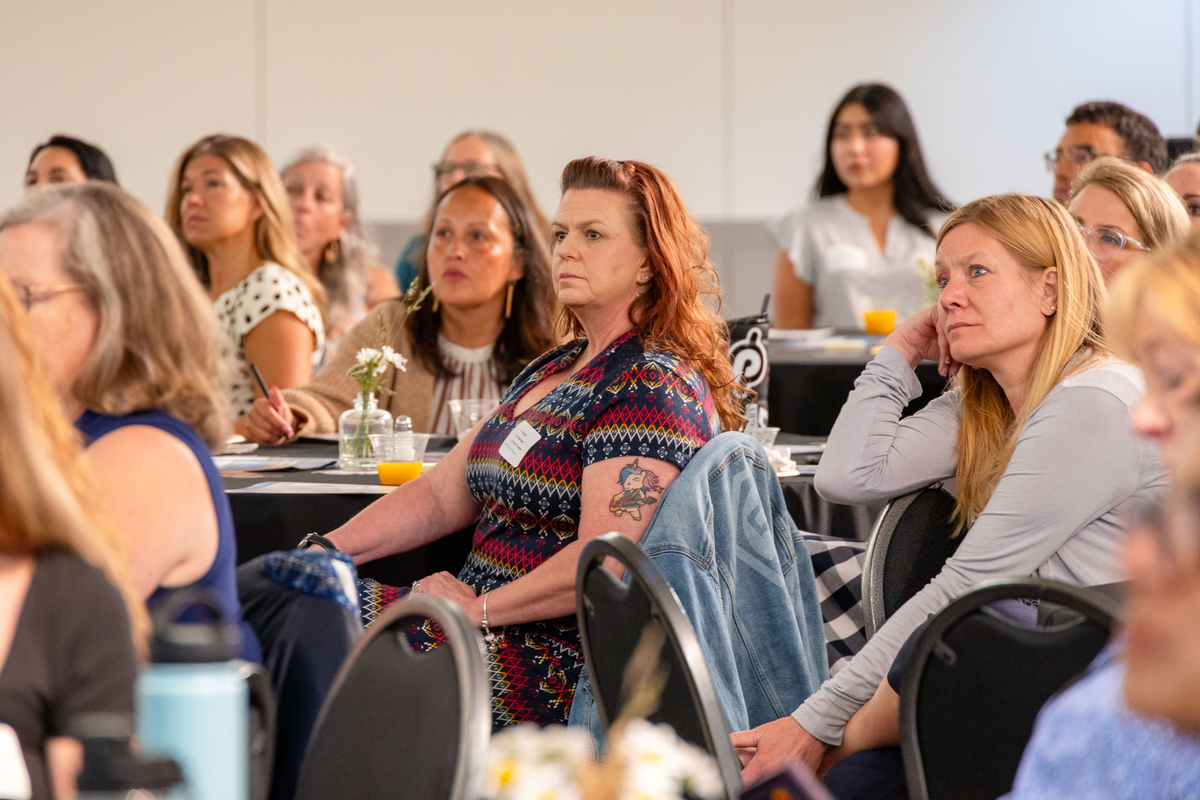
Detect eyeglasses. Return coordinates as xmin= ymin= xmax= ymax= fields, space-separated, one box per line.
xmin=1044 ymin=145 xmax=1105 ymax=172
xmin=14 ymin=283 xmax=85 ymax=312
xmin=432 ymin=161 xmax=497 ymax=180
xmin=1077 ymin=225 xmax=1147 ymax=260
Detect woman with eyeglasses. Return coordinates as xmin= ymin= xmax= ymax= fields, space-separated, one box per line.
xmin=1002 ymin=231 xmax=1200 ymax=799
xmin=771 ymin=83 xmax=952 ymax=330
xmin=1165 ymin=152 xmax=1200 ymax=228
xmin=0 ymin=182 xmax=260 ymax=667
xmin=393 ymin=130 xmax=550 ymax=292
xmin=1066 ymin=156 xmax=1189 ymax=281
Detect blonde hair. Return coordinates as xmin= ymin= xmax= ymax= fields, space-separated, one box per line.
xmin=1068 ymin=156 xmax=1191 ymax=250
xmin=0 ymin=182 xmax=232 ymax=449
xmin=1107 ymin=230 xmax=1200 ymax=361
xmin=0 ymin=273 xmax=149 ymax=652
xmin=941 ymin=194 xmax=1109 ymax=529
xmin=165 ymin=134 xmax=325 ymax=312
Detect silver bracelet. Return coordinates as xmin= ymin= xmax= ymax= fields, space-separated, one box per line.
xmin=481 ymin=592 xmax=504 ymax=654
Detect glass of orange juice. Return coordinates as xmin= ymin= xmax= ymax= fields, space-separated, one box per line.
xmin=377 ymin=433 xmax=431 ymax=486
xmin=863 ymin=309 xmax=897 ymax=335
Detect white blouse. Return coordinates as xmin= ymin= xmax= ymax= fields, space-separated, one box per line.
xmin=428 ymin=335 xmax=503 ymax=435
xmin=215 ymin=262 xmax=325 ymax=418
xmin=779 ymin=196 xmax=942 ymax=331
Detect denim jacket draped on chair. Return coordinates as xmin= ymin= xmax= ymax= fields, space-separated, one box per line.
xmin=569 ymin=432 xmax=829 ymax=741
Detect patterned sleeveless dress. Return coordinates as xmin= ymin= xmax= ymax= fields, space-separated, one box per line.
xmin=413 ymin=330 xmax=720 ymax=727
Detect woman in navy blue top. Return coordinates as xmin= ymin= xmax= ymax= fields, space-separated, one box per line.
xmin=0 ymin=182 xmax=259 ymax=662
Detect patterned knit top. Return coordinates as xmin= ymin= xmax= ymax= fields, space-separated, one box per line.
xmin=455 ymin=329 xmax=719 ymax=727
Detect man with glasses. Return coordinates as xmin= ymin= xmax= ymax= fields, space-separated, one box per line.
xmin=1046 ymin=101 xmax=1167 ymax=203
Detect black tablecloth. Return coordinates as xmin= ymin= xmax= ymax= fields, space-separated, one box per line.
xmin=766 ymin=343 xmax=947 ymax=436
xmin=224 ymin=438 xmax=879 ymax=588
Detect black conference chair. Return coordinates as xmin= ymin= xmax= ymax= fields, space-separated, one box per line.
xmin=295 ymin=594 xmax=491 ymax=800
xmin=900 ymin=578 xmax=1118 ymax=800
xmin=576 ymin=533 xmax=743 ymax=799
xmin=861 ymin=485 xmax=961 ymax=639
xmin=238 ymin=554 xmax=363 ymax=800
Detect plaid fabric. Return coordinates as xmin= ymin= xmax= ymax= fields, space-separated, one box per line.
xmin=802 ymin=534 xmax=868 ymax=675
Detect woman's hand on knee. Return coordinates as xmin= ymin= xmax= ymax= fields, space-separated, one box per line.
xmin=412 ymin=571 xmax=479 ymax=622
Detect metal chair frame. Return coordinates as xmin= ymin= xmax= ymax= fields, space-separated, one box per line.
xmin=296 ymin=593 xmax=491 ymax=800
xmin=576 ymin=533 xmax=744 ymax=799
xmin=861 ymin=484 xmax=956 ymax=639
xmin=899 ymin=577 xmax=1119 ymax=800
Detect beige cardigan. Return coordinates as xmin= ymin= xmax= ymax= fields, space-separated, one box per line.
xmin=284 ymin=299 xmax=437 ymax=435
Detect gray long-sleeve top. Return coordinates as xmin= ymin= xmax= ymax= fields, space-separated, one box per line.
xmin=792 ymin=346 xmax=1167 ymax=745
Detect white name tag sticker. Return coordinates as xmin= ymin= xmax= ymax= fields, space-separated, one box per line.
xmin=499 ymin=420 xmax=542 ymax=468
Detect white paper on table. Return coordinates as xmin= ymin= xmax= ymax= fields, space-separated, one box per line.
xmin=0 ymin=724 xmax=31 ymax=800
xmin=788 ymin=444 xmax=826 ymax=455
xmin=227 ymin=481 xmax=396 ymax=494
xmin=213 ymin=456 xmax=336 ymax=472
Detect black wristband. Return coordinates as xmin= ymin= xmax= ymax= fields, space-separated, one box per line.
xmin=297 ymin=532 xmax=339 ymax=552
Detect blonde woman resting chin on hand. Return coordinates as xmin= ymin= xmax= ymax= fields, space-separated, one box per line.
xmin=733 ymin=194 xmax=1167 ymax=787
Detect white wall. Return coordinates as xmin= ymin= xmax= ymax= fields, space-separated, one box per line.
xmin=2 ymin=0 xmax=1195 ymax=226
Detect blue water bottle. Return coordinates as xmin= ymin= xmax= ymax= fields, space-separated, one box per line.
xmin=137 ymin=591 xmax=274 ymax=800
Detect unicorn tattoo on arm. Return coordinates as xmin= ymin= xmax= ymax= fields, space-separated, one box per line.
xmin=608 ymin=459 xmax=663 ymax=521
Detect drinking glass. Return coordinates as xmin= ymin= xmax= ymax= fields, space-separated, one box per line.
xmin=448 ymin=398 xmax=501 ymax=440
xmin=377 ymin=433 xmax=432 ymax=486
xmin=863 ymin=309 xmax=897 ymax=335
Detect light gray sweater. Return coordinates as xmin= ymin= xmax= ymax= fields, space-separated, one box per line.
xmin=793 ymin=346 xmax=1167 ymax=745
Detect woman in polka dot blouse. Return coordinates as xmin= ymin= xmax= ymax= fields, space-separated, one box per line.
xmin=166 ymin=134 xmax=326 ymax=423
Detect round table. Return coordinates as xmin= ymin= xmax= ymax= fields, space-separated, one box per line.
xmin=766 ymin=340 xmax=947 ymax=436
xmin=223 ymin=437 xmax=880 ymax=587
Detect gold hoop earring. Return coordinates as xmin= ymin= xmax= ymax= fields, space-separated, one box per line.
xmin=504 ymin=282 xmax=515 ymax=319
xmin=325 ymin=238 xmax=341 ymax=264
xmin=432 ymin=296 xmax=440 ymax=313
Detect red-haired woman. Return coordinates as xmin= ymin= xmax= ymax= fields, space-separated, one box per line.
xmin=316 ymin=157 xmax=742 ymax=727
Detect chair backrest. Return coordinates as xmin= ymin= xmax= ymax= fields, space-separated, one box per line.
xmin=577 ymin=533 xmax=744 ymax=799
xmin=862 ymin=486 xmax=960 ymax=639
xmin=899 ymin=578 xmax=1118 ymax=800
xmin=294 ymin=594 xmax=490 ymax=800
xmin=237 ymin=553 xmax=362 ymax=800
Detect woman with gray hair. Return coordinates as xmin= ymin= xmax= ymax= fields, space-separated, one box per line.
xmin=0 ymin=181 xmax=259 ymax=663
xmin=283 ymin=146 xmax=400 ymax=358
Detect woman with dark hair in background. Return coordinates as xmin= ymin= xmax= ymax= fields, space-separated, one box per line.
xmin=243 ymin=175 xmax=557 ymax=442
xmin=394 ymin=130 xmax=551 ymax=291
xmin=24 ymin=134 xmax=118 ymax=192
xmin=772 ymin=83 xmax=952 ymax=330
